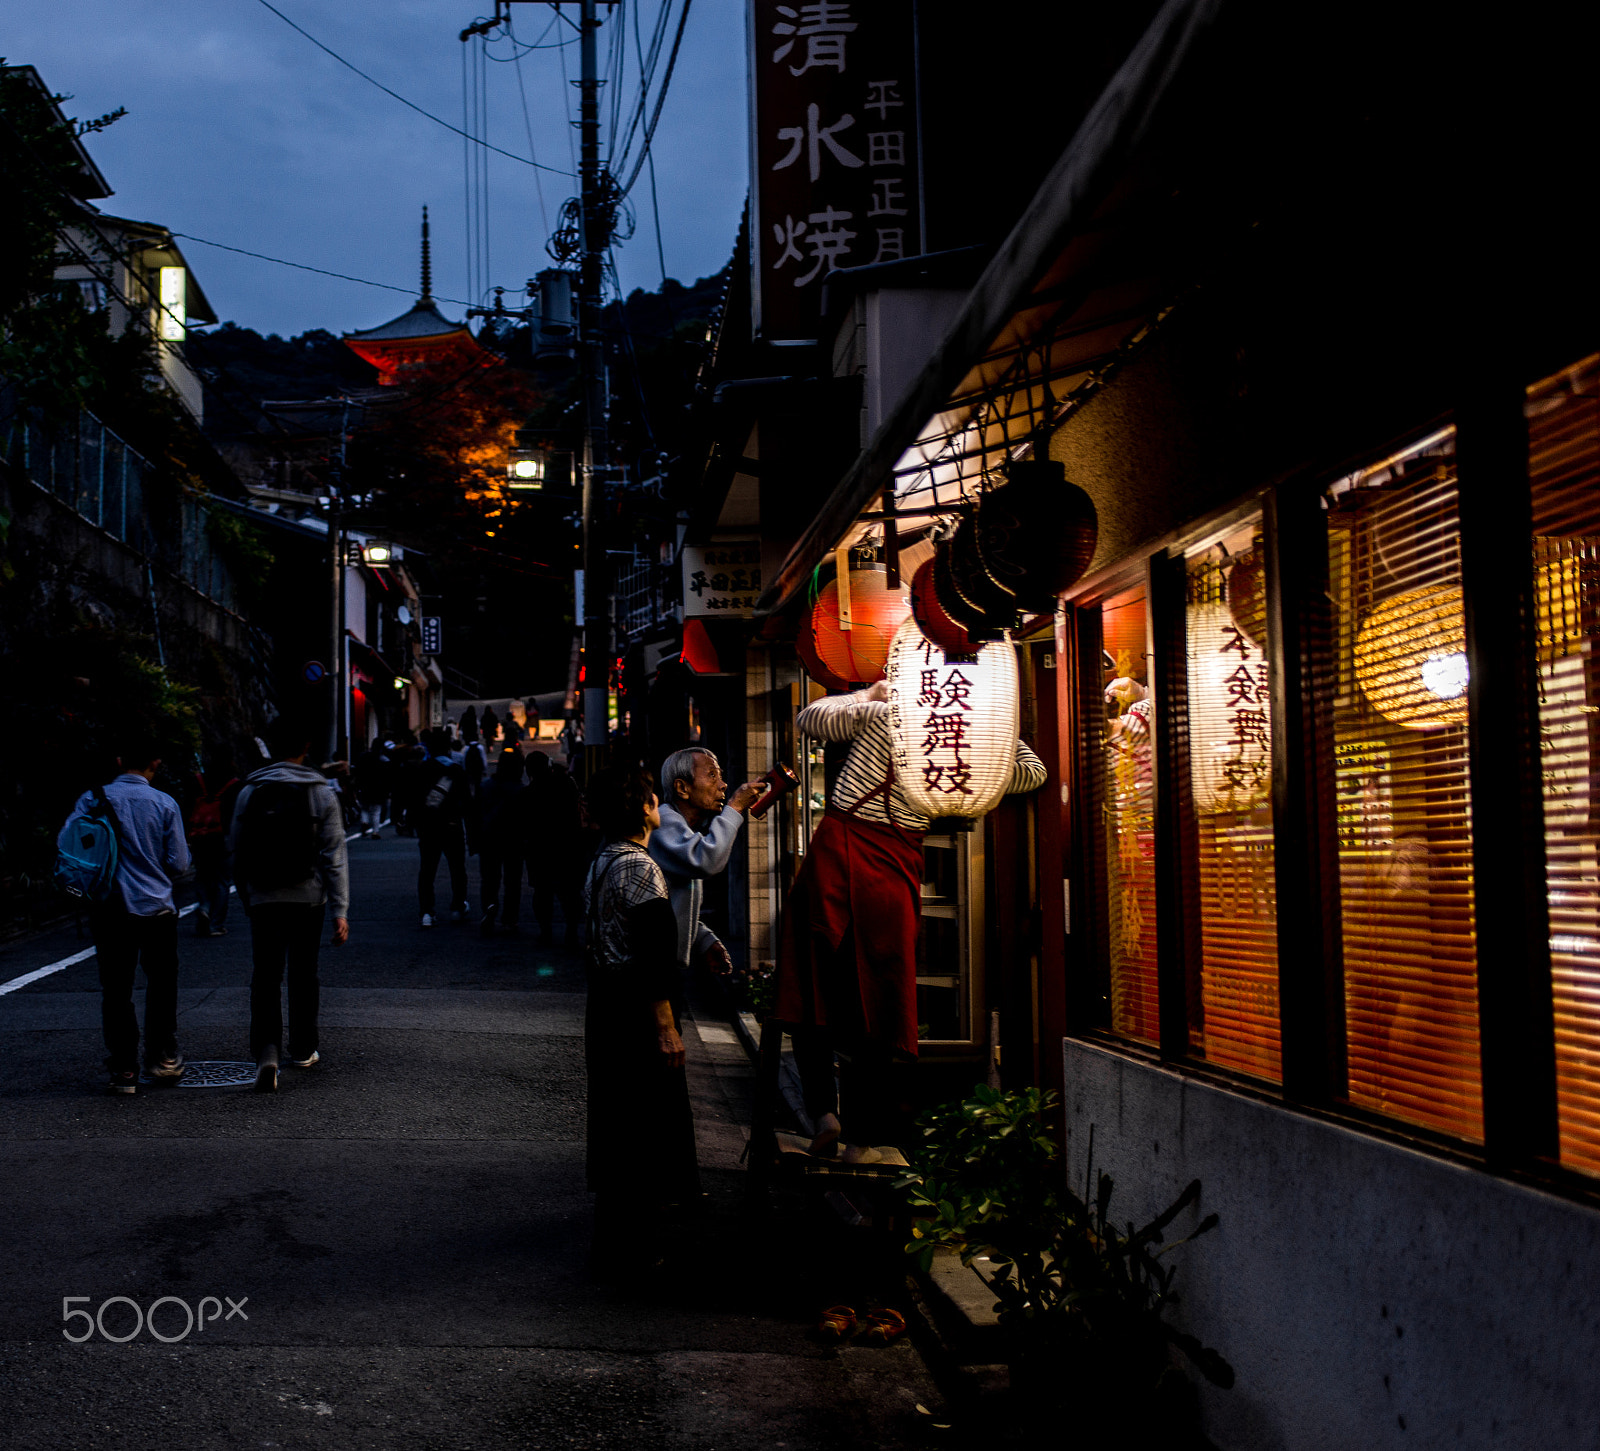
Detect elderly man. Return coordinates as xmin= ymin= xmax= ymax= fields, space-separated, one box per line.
xmin=647 ymin=748 xmax=763 ymax=974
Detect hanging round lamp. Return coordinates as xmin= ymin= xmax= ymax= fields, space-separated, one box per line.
xmin=796 ymin=621 xmax=851 ymax=691
xmin=974 ymin=461 xmax=1099 ymax=612
xmin=1187 ymin=599 xmax=1272 ymax=814
xmin=804 ymin=565 xmax=911 ymax=688
xmin=947 ymin=523 xmax=1021 ymax=632
xmin=910 ymin=558 xmax=977 ymax=657
xmin=886 ymin=618 xmax=1020 ymax=821
xmin=1353 ymin=584 xmax=1468 ymax=728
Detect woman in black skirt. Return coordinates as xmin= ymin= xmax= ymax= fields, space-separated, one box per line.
xmin=582 ymin=765 xmax=699 ymax=1275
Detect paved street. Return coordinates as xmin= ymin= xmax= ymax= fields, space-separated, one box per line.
xmin=0 ymin=835 xmax=942 ymax=1450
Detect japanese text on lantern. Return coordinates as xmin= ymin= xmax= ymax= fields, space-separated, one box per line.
xmin=1218 ymin=624 xmax=1270 ymax=798
xmin=916 ymin=652 xmax=975 ymax=795
xmin=750 ymin=0 xmax=922 ymax=340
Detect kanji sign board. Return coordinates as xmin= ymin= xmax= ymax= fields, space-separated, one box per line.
xmin=749 ymin=0 xmax=923 ymax=341
xmin=420 ymin=616 xmax=443 ymax=655
xmin=683 ymin=540 xmax=762 ymax=619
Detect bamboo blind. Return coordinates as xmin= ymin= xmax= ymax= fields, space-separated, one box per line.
xmin=1328 ymin=451 xmax=1483 ymax=1141
xmin=1103 ymin=586 xmax=1159 ymax=1043
xmin=1185 ymin=534 xmax=1282 ymax=1082
xmin=1527 ymin=353 xmax=1600 ymax=1176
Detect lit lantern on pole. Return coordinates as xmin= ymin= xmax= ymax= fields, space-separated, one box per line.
xmin=804 ymin=566 xmax=911 ymax=687
xmin=1353 ymin=585 xmax=1468 ymax=729
xmin=1186 ymin=600 xmax=1272 ymax=814
xmin=886 ymin=618 xmax=1019 ymax=820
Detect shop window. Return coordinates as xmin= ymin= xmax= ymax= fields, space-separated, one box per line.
xmin=1184 ymin=520 xmax=1281 ymax=1082
xmin=1326 ymin=432 xmax=1483 ymax=1141
xmin=1101 ymin=585 xmax=1159 ymax=1043
xmin=1527 ymin=354 xmax=1600 ymax=1176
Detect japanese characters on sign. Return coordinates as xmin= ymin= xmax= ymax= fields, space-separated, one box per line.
xmin=683 ymin=539 xmax=763 ymax=619
xmin=1186 ymin=601 xmax=1272 ymax=815
xmin=420 ymin=616 xmax=443 ymax=656
xmin=749 ymin=0 xmax=922 ymax=340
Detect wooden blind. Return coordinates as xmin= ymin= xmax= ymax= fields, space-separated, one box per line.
xmin=1102 ymin=586 xmax=1159 ymax=1043
xmin=1327 ymin=438 xmax=1483 ymax=1141
xmin=1184 ymin=523 xmax=1282 ymax=1081
xmin=1527 ymin=354 xmax=1600 ymax=1175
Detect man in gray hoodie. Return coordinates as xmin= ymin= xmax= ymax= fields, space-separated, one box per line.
xmin=229 ymin=715 xmax=349 ymax=1091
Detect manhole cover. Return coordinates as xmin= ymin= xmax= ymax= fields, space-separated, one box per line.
xmin=143 ymin=1060 xmax=258 ymax=1089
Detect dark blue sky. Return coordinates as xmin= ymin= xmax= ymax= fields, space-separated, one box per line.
xmin=10 ymin=0 xmax=748 ymax=337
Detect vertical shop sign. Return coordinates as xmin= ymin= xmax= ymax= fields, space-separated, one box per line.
xmin=749 ymin=0 xmax=922 ymax=341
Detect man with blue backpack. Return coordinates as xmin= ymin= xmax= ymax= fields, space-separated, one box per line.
xmin=57 ymin=734 xmax=191 ymax=1095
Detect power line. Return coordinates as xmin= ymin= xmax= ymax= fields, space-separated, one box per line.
xmin=251 ymin=0 xmax=574 ymax=178
xmin=172 ymin=233 xmax=469 ymax=306
xmin=618 ymin=0 xmax=694 ymax=197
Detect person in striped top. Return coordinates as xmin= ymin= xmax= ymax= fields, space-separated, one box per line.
xmin=774 ymin=680 xmax=1047 ymax=1160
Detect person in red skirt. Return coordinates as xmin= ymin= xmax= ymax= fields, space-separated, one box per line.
xmin=773 ymin=680 xmax=1046 ymax=1159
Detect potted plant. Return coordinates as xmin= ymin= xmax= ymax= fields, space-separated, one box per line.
xmin=901 ymin=1085 xmax=1233 ymax=1441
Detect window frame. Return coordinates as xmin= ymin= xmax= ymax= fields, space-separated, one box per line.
xmin=1058 ymin=382 xmax=1586 ymax=1195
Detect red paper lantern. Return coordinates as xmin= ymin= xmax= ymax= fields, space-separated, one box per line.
xmin=805 ymin=567 xmax=911 ymax=686
xmin=796 ymin=620 xmax=851 ymax=691
xmin=910 ymin=558 xmax=977 ymax=656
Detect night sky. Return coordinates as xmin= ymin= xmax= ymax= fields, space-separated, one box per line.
xmin=7 ymin=0 xmax=748 ymax=337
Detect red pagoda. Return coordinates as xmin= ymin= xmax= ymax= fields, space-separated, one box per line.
xmin=344 ymin=208 xmax=491 ymax=387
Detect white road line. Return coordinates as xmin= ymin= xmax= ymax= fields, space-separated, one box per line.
xmin=0 ymin=893 xmax=225 ymax=997
xmin=1 ymin=811 xmax=386 ymax=998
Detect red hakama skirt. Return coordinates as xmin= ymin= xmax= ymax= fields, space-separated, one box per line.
xmin=774 ymin=810 xmax=926 ymax=1059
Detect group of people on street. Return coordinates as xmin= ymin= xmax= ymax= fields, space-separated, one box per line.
xmin=64 ymin=715 xmax=347 ymax=1095
xmin=64 ymin=712 xmax=603 ymax=1098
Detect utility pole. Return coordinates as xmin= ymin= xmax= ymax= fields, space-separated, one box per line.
xmin=577 ymin=0 xmax=612 ymax=773
xmin=327 ymin=395 xmax=351 ymax=764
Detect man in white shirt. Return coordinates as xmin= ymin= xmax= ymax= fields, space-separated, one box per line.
xmin=64 ymin=735 xmax=191 ymax=1094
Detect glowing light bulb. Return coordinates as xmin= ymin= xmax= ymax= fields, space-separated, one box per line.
xmin=1420 ymin=650 xmax=1468 ymax=700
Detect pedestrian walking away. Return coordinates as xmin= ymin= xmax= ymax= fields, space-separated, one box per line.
xmin=582 ymin=765 xmax=698 ymax=1278
xmin=414 ymin=726 xmax=472 ymax=927
xmin=60 ymin=733 xmax=192 ymax=1093
xmin=476 ymin=747 xmax=529 ymax=937
xmin=526 ymin=753 xmax=586 ymax=947
xmin=186 ymin=759 xmax=242 ymax=937
xmin=649 ymin=747 xmax=763 ymax=974
xmin=230 ymin=714 xmax=350 ymax=1092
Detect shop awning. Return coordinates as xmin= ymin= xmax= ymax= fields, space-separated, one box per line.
xmin=757 ymin=0 xmax=1229 ymax=614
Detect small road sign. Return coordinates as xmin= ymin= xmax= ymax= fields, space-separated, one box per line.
xmin=303 ymin=660 xmax=326 ymax=684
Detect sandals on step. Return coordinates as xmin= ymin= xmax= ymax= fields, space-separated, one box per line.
xmin=816 ymin=1304 xmax=858 ymax=1340
xmin=858 ymin=1308 xmax=907 ymax=1345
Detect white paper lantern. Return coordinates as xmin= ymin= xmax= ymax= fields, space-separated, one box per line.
xmin=1187 ymin=599 xmax=1272 ymax=815
xmin=886 ymin=618 xmax=1019 ymax=820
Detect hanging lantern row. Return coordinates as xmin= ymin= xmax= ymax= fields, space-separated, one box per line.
xmin=886 ymin=618 xmax=1020 ymax=821
xmin=913 ymin=460 xmax=1100 ymax=653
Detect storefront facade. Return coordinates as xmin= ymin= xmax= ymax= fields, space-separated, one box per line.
xmin=707 ymin=0 xmax=1600 ymax=1441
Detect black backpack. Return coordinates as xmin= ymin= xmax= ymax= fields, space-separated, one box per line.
xmin=237 ymin=779 xmax=321 ymax=890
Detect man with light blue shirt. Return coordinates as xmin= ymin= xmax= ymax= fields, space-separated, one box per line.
xmin=647 ymin=748 xmax=763 ymax=973
xmin=64 ymin=735 xmax=191 ymax=1094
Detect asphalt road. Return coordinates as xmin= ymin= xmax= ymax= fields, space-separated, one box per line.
xmin=0 ymin=834 xmax=944 ymax=1450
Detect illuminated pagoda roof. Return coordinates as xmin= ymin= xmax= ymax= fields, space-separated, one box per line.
xmin=344 ymin=207 xmax=491 ymax=386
